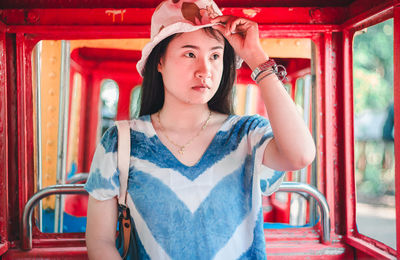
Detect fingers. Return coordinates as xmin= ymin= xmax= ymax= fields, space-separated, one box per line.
xmin=211 ymin=24 xmax=226 ymax=34
xmin=212 ymin=16 xmax=255 ymax=35
xmin=229 ymin=18 xmax=252 ymax=34
xmin=210 ymin=15 xmax=230 ymax=24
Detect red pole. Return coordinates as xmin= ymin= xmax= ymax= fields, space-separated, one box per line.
xmin=0 ymin=25 xmax=9 ymax=255
xmin=342 ymin=29 xmax=357 ymax=238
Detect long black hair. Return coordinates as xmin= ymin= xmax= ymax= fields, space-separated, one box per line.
xmin=139 ymin=27 xmax=237 ymax=116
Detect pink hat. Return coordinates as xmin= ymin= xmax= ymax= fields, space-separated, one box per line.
xmin=136 ymin=0 xmax=243 ymax=77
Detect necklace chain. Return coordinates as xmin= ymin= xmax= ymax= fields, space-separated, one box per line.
xmin=157 ymin=111 xmax=212 ymax=155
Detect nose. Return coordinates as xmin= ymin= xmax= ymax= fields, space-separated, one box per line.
xmin=195 ymin=58 xmax=212 ymax=80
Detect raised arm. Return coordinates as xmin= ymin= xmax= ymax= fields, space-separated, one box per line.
xmin=86 ymin=195 xmax=122 ymax=260
xmin=212 ymin=16 xmax=316 ymax=171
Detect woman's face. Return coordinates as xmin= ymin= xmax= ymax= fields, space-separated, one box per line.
xmin=157 ymin=29 xmax=224 ymax=106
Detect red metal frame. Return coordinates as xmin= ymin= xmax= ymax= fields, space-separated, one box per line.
xmin=344 ymin=0 xmax=394 ymax=30
xmin=0 ymin=0 xmax=363 ymax=9
xmin=342 ymin=27 xmax=356 ymax=241
xmin=16 ymin=33 xmax=37 ymax=248
xmin=310 ymin=32 xmax=339 ymax=236
xmin=1 ymin=7 xmax=346 ymax=26
xmin=0 ymin=0 xmax=399 ymax=258
xmin=0 ymin=23 xmax=10 ymax=256
xmin=5 ymin=31 xmax=20 ymax=246
xmin=341 ymin=3 xmax=399 ymax=259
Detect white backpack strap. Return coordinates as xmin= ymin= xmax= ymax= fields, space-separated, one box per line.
xmin=115 ymin=120 xmax=131 ymax=205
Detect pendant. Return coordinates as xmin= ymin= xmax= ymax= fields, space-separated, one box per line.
xmin=178 ymin=148 xmax=184 ymax=155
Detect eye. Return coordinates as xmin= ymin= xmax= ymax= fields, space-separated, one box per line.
xmin=211 ymin=53 xmax=221 ymax=60
xmin=184 ymin=52 xmax=196 ymax=58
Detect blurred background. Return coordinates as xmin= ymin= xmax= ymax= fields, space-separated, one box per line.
xmin=353 ymin=18 xmax=396 ymax=249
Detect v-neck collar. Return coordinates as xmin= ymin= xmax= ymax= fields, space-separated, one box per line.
xmin=145 ymin=114 xmax=234 ymax=168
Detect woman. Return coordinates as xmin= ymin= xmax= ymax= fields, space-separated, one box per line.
xmin=85 ymin=0 xmax=316 ymax=259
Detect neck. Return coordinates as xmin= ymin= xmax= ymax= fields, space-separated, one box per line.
xmin=158 ymin=102 xmax=211 ymax=131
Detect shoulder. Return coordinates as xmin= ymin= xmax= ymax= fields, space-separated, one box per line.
xmin=226 ymin=114 xmax=270 ymax=130
xmin=209 ymin=112 xmax=230 ymax=128
xmin=114 ymin=116 xmax=150 ymax=131
xmin=99 ymin=118 xmax=141 ymax=150
xmin=99 ymin=124 xmax=118 ymax=153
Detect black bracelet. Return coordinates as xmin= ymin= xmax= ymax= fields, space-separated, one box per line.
xmin=256 ymin=71 xmax=276 ymax=84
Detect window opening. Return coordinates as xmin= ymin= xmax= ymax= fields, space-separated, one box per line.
xmin=353 ymin=18 xmax=396 ymax=249
xmin=100 ymin=79 xmax=119 ymax=136
xmin=130 ymin=86 xmax=142 ymax=119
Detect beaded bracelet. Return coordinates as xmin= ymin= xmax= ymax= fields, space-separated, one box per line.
xmin=251 ymin=59 xmax=276 ymax=81
xmin=251 ymin=59 xmax=288 ymax=83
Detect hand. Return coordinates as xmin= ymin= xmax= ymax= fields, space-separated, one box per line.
xmin=211 ymin=16 xmax=269 ymax=70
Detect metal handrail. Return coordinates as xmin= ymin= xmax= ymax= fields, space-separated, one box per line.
xmin=22 ymin=184 xmax=87 ymax=250
xmin=22 ymin=182 xmax=330 ymax=250
xmin=275 ymin=181 xmax=331 ymax=244
xmin=66 ymin=173 xmax=89 ymax=184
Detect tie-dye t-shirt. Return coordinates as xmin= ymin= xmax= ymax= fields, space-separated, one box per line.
xmin=85 ymin=114 xmax=285 ymax=260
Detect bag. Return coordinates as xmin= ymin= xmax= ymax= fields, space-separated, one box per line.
xmin=115 ymin=121 xmax=140 ymax=260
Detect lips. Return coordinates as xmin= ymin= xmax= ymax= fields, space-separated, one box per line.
xmin=192 ymin=85 xmax=210 ymax=90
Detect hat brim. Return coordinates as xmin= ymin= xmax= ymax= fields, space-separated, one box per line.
xmin=136 ymin=21 xmax=243 ymax=77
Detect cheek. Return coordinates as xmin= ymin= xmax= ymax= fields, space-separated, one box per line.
xmin=165 ymin=60 xmax=191 ymax=79
xmin=213 ymin=63 xmax=224 ymax=81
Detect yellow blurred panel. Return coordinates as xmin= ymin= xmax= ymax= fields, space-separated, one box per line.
xmin=66 ymin=73 xmax=82 ymax=175
xmin=260 ymin=38 xmax=311 ymax=59
xmin=234 ymin=84 xmax=247 ymax=116
xmin=70 ymin=39 xmax=149 ymax=52
xmin=250 ymin=85 xmax=258 ymax=115
xmin=40 ymin=40 xmax=61 ymax=209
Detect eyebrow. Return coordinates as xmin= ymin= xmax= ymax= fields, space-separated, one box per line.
xmin=181 ymin=45 xmax=224 ymax=51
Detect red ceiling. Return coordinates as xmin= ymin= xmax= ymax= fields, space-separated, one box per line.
xmin=0 ymin=0 xmax=357 ymax=9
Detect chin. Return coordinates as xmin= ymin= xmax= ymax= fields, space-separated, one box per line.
xmin=191 ymin=96 xmax=215 ymax=104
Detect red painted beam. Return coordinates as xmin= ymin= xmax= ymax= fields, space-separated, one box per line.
xmin=342 ymin=29 xmax=356 ymax=238
xmin=16 ymin=33 xmax=29 ymax=242
xmin=3 ymin=1 xmax=395 ymax=32
xmin=321 ymin=32 xmax=337 ymax=235
xmin=0 ymin=7 xmax=347 ymax=26
xmin=3 ymin=25 xmax=341 ymax=41
xmin=5 ymin=33 xmax=20 ymax=243
xmin=16 ymin=34 xmax=37 ymax=241
xmin=1 ymin=1 xmax=396 ymax=29
xmin=329 ymin=31 xmax=345 ymax=236
xmin=0 ymin=0 xmax=355 ymax=9
xmin=2 ymin=246 xmax=88 ymax=260
xmin=344 ymin=236 xmax=397 ymax=259
xmin=342 ymin=0 xmax=394 ymax=30
xmin=0 ymin=27 xmax=9 ymax=256
xmin=312 ymin=33 xmax=330 ymax=225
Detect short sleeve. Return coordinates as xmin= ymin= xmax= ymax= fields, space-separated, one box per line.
xmin=246 ymin=114 xmax=274 ymax=170
xmin=84 ymin=125 xmax=120 ymax=201
xmin=246 ymin=114 xmax=273 ymax=151
xmin=246 ymin=115 xmax=285 ymax=195
xmin=259 ymin=166 xmax=285 ymax=196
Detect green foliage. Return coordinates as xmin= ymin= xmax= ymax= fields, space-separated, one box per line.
xmin=353 ymin=19 xmax=393 ymax=115
xmin=353 ymin=20 xmax=395 ymax=199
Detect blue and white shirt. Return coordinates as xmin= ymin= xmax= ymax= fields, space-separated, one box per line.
xmin=85 ymin=114 xmax=285 ymax=260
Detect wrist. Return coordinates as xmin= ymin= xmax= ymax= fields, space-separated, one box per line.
xmin=244 ymin=48 xmax=269 ymax=70
xmin=251 ymin=59 xmax=288 ymax=83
